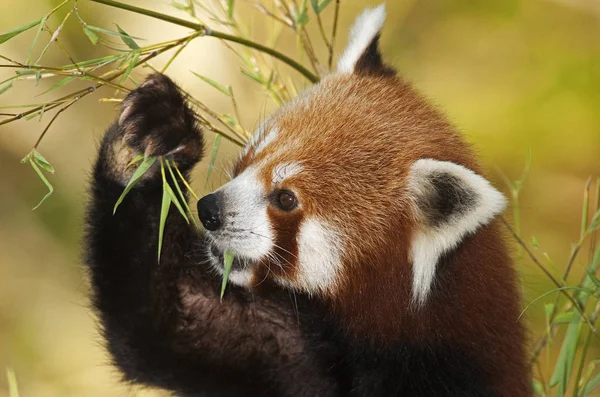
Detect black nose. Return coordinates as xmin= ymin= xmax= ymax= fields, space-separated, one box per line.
xmin=197 ymin=193 xmax=222 ymax=231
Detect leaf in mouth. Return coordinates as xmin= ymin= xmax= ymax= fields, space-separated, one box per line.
xmin=220 ymin=251 xmax=234 ymax=302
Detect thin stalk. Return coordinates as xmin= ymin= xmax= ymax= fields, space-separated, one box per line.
xmin=89 ymin=0 xmax=319 ymax=83
xmin=328 ymin=0 xmax=341 ymax=69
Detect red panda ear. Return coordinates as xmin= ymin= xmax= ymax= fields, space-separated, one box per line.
xmin=337 ymin=5 xmax=395 ymax=77
xmin=407 ymin=159 xmax=507 ymax=306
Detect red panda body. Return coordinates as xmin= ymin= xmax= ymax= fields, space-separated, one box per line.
xmin=85 ymin=5 xmax=531 ymax=396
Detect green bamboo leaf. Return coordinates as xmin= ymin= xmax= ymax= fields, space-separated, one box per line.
xmin=115 ymin=24 xmax=140 ymax=50
xmin=6 ymin=368 xmax=19 ymax=397
xmin=86 ymin=25 xmax=143 ymax=40
xmin=29 ymin=159 xmax=54 ymax=210
xmin=157 ymin=184 xmax=171 ymax=263
xmin=32 ymin=150 xmax=55 ymax=173
xmin=582 ymin=373 xmax=600 ymax=396
xmin=83 ymin=26 xmax=99 ymax=45
xmin=26 ymin=16 xmax=48 ymax=64
xmin=220 ymin=251 xmax=234 ymax=301
xmin=531 ymin=379 xmax=544 ymax=396
xmin=164 ymin=183 xmax=189 ymax=224
xmin=295 ymin=0 xmax=309 ymax=26
xmin=113 ymin=156 xmax=157 ymax=214
xmin=205 ymin=134 xmax=221 ymax=189
xmin=37 ymin=76 xmax=75 ymax=96
xmin=311 ymin=0 xmax=332 ymax=13
xmin=35 ymin=70 xmax=41 ymax=86
xmin=121 ymin=51 xmax=140 ymax=83
xmin=165 ymin=160 xmax=197 ymax=227
xmin=227 ymin=0 xmax=235 ymax=19
xmin=173 ymin=162 xmax=199 ymax=201
xmin=0 ymin=19 xmax=41 ymax=44
xmin=127 ymin=153 xmax=144 ymax=168
xmin=0 ymin=81 xmax=14 ymax=95
xmin=191 ymin=71 xmax=231 ymax=96
xmin=553 ymin=312 xmax=575 ymax=324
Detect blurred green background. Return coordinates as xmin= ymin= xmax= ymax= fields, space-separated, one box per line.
xmin=0 ymin=0 xmax=599 ymax=395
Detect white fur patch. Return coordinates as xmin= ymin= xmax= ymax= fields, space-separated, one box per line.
xmin=272 ymin=162 xmax=303 ymax=185
xmin=293 ymin=218 xmax=344 ymax=295
xmin=408 ymin=159 xmax=507 ymax=306
xmin=211 ymin=166 xmax=274 ymax=263
xmin=337 ymin=4 xmax=386 ymax=74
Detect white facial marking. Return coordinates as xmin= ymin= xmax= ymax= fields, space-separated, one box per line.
xmin=337 ymin=4 xmax=386 ymax=74
xmin=408 ymin=159 xmax=507 ymax=306
xmin=254 ymin=127 xmax=279 ymax=155
xmin=272 ymin=162 xmax=303 ymax=185
xmin=292 ymin=218 xmax=344 ymax=295
xmin=207 ymin=167 xmax=274 ymax=284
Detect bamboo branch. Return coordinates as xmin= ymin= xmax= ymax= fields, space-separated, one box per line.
xmin=89 ymin=0 xmax=319 ymax=83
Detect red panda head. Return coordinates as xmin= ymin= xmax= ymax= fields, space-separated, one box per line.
xmin=198 ymin=5 xmax=506 ymax=310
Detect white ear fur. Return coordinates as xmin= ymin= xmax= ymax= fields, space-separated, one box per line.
xmin=408 ymin=159 xmax=507 ymax=306
xmin=337 ymin=4 xmax=386 ymax=74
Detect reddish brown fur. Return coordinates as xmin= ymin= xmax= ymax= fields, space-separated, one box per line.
xmin=234 ymin=73 xmax=530 ymax=396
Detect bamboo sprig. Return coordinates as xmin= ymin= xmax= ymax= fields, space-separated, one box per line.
xmin=89 ymin=0 xmax=319 ymax=83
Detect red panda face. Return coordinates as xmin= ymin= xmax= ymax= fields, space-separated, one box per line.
xmin=199 ymin=5 xmax=506 ymax=304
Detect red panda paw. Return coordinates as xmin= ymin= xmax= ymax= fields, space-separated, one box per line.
xmin=117 ymin=73 xmax=204 ymax=172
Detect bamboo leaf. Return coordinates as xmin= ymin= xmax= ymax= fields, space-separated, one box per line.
xmin=310 ymin=0 xmax=332 ymax=13
xmin=115 ymin=24 xmax=140 ymax=49
xmin=220 ymin=251 xmax=234 ymax=301
xmin=29 ymin=159 xmax=54 ymax=210
xmin=0 ymin=19 xmax=41 ymax=44
xmin=191 ymin=71 xmax=231 ymax=96
xmin=295 ymin=0 xmax=309 ymax=26
xmin=0 ymin=81 xmax=14 ymax=95
xmin=126 ymin=153 xmax=144 ymax=168
xmin=37 ymin=76 xmax=75 ymax=96
xmin=205 ymin=134 xmax=221 ymax=189
xmin=113 ymin=156 xmax=157 ymax=214
xmin=86 ymin=25 xmax=143 ymax=40
xmin=26 ymin=16 xmax=48 ymax=64
xmin=165 ymin=160 xmax=197 ymax=227
xmin=173 ymin=162 xmax=199 ymax=201
xmin=158 ymin=184 xmax=171 ymax=263
xmin=83 ymin=26 xmax=99 ymax=45
xmin=121 ymin=51 xmax=140 ymax=83
xmin=582 ymin=373 xmax=600 ymax=396
xmin=227 ymin=0 xmax=235 ymax=19
xmin=32 ymin=150 xmax=55 ymax=174
xmin=165 ymin=183 xmax=189 ymax=224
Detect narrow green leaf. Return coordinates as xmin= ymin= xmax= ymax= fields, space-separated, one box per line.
xmin=205 ymin=134 xmax=221 ymax=189
xmin=127 ymin=153 xmax=144 ymax=168
xmin=29 ymin=159 xmax=54 ymax=210
xmin=121 ymin=51 xmax=140 ymax=83
xmin=113 ymin=156 xmax=157 ymax=214
xmin=227 ymin=0 xmax=235 ymax=19
xmin=191 ymin=71 xmax=231 ymax=96
xmin=165 ymin=160 xmax=197 ymax=227
xmin=37 ymin=76 xmax=75 ymax=96
xmin=582 ymin=373 xmax=600 ymax=396
xmin=532 ymin=379 xmax=544 ymax=396
xmin=295 ymin=0 xmax=309 ymax=26
xmin=0 ymin=19 xmax=41 ymax=44
xmin=6 ymin=368 xmax=19 ymax=397
xmin=165 ymin=184 xmax=189 ymax=224
xmin=220 ymin=251 xmax=234 ymax=301
xmin=173 ymin=162 xmax=199 ymax=201
xmin=553 ymin=312 xmax=575 ymax=324
xmin=157 ymin=185 xmax=171 ymax=263
xmin=83 ymin=26 xmax=99 ymax=45
xmin=115 ymin=24 xmax=140 ymax=50
xmin=86 ymin=25 xmax=143 ymax=40
xmin=32 ymin=150 xmax=55 ymax=173
xmin=35 ymin=70 xmax=41 ymax=86
xmin=0 ymin=80 xmax=14 ymax=95
xmin=317 ymin=0 xmax=332 ymax=13
xmin=26 ymin=16 xmax=48 ymax=64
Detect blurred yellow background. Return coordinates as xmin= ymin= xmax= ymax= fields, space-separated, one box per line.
xmin=0 ymin=0 xmax=599 ymax=396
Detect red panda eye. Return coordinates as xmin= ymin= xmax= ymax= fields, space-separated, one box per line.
xmin=277 ymin=191 xmax=298 ymax=211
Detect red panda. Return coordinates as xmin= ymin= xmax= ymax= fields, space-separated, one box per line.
xmin=86 ymin=4 xmax=530 ymax=396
